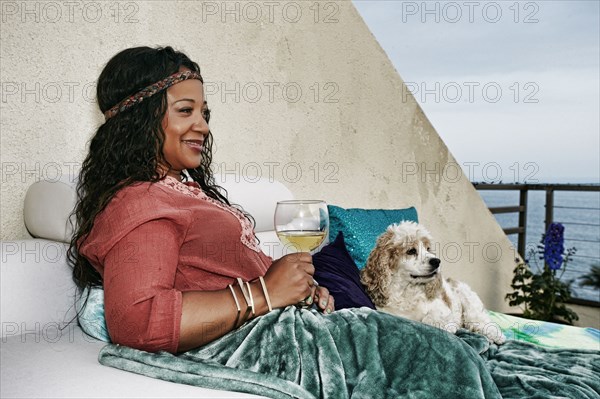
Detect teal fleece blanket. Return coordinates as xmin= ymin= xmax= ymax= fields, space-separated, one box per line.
xmin=99 ymin=307 xmax=600 ymax=399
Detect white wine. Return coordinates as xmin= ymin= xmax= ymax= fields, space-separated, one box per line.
xmin=276 ymin=230 xmax=326 ymax=252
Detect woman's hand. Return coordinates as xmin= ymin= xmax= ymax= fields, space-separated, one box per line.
xmin=310 ymin=285 xmax=335 ymax=314
xmin=263 ymin=253 xmax=315 ymax=308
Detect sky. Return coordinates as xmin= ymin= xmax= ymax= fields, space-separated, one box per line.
xmin=353 ymin=0 xmax=600 ymax=183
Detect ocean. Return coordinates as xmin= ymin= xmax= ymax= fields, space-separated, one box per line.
xmin=478 ymin=188 xmax=600 ymax=303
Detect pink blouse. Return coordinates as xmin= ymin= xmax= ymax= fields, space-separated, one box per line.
xmin=79 ymin=176 xmax=272 ymax=353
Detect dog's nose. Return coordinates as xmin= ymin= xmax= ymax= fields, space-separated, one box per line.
xmin=429 ymin=258 xmax=441 ymax=269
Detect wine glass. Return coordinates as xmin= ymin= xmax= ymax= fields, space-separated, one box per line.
xmin=275 ymin=200 xmax=329 ymax=309
xmin=274 ymin=200 xmax=329 ymax=254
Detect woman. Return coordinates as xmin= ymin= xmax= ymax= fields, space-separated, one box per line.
xmin=69 ymin=46 xmax=507 ymax=399
xmin=68 ymin=46 xmax=334 ymax=354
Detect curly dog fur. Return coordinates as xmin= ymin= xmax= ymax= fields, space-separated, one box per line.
xmin=361 ymin=221 xmax=505 ymax=344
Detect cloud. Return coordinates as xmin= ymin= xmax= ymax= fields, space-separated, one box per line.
xmin=353 ymin=0 xmax=600 ymax=181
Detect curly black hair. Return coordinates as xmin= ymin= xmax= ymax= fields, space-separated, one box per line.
xmin=68 ymin=46 xmax=233 ymax=291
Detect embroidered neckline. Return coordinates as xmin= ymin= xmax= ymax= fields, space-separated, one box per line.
xmin=157 ymin=176 xmax=261 ymax=253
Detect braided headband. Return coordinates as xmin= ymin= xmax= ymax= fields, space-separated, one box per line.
xmin=104 ymin=70 xmax=203 ymax=120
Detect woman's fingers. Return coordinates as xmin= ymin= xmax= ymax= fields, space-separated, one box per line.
xmin=314 ymin=286 xmax=334 ymax=313
xmin=265 ymin=253 xmax=317 ymax=307
xmin=287 ymin=252 xmax=312 ymax=264
xmin=287 ymin=253 xmax=315 ymax=275
xmin=306 ymin=285 xmax=317 ymax=305
xmin=326 ymin=295 xmax=335 ymax=313
xmin=279 ymin=253 xmax=314 ymax=277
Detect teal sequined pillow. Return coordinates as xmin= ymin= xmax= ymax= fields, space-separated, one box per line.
xmin=75 ymin=287 xmax=111 ymax=342
xmin=327 ymin=205 xmax=419 ymax=269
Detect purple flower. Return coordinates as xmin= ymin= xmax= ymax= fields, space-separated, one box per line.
xmin=543 ymin=223 xmax=565 ymax=270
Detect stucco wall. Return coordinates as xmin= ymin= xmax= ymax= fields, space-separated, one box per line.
xmin=1 ymin=0 xmax=517 ymax=311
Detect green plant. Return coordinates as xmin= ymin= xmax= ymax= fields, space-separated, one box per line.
xmin=505 ymin=223 xmax=579 ymax=324
xmin=579 ymin=264 xmax=600 ymax=289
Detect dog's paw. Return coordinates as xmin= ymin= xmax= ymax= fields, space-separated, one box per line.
xmin=488 ymin=332 xmax=506 ymax=345
xmin=442 ymin=323 xmax=460 ymax=335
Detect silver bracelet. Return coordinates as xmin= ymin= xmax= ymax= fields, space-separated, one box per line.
xmin=236 ymin=278 xmax=253 ymax=316
xmin=245 ymin=281 xmax=255 ymax=315
xmin=258 ymin=276 xmax=273 ymax=312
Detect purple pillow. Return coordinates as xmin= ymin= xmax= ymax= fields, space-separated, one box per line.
xmin=313 ymin=232 xmax=376 ymax=310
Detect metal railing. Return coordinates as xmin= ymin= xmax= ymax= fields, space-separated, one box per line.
xmin=473 ymin=183 xmax=600 ymax=307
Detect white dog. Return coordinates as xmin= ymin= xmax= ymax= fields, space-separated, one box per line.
xmin=361 ymin=221 xmax=505 ymax=344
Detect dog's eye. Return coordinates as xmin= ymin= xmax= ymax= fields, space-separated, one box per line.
xmin=406 ymin=248 xmax=417 ymax=255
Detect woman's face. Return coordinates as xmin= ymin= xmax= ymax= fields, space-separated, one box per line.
xmin=160 ymin=78 xmax=209 ymax=179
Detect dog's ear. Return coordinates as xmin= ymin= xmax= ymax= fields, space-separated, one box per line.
xmin=361 ymin=231 xmax=397 ymax=307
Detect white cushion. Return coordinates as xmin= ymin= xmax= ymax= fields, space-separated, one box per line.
xmin=23 ymin=176 xmax=78 ymax=243
xmin=23 ymin=174 xmax=294 ymax=243
xmin=214 ymin=174 xmax=294 ymax=233
xmin=0 ymin=324 xmax=266 ymax=398
xmin=0 ymin=239 xmax=76 ymax=332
